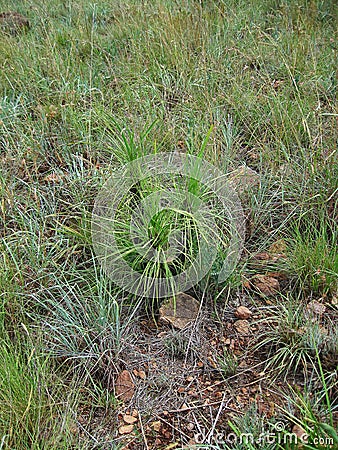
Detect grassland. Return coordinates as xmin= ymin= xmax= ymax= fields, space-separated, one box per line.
xmin=0 ymin=0 xmax=337 ymax=448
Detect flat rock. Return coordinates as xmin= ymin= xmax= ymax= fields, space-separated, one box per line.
xmin=159 ymin=293 xmax=200 ymax=329
xmin=118 ymin=424 xmax=134 ymax=435
xmin=123 ymin=414 xmax=138 ymax=424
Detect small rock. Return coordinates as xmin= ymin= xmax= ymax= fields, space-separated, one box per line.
xmin=250 ymin=252 xmax=286 ymax=268
xmin=118 ymin=424 xmax=134 ymax=435
xmin=159 ymin=292 xmax=200 ymax=329
xmin=133 ymin=368 xmax=146 ymax=379
xmin=138 ymin=369 xmax=146 ymax=380
xmin=151 ymin=421 xmax=162 ymax=432
xmin=253 ymin=252 xmax=272 ymax=261
xmin=115 ymin=370 xmax=135 ymax=402
xmin=251 ymin=275 xmax=280 ymax=296
xmin=234 ymin=319 xmax=250 ymax=334
xmin=306 ymin=300 xmax=326 ymax=316
xmin=228 ymin=166 xmax=260 ymax=194
xmin=235 ymin=306 xmax=252 ymax=320
xmin=123 ymin=414 xmax=138 ymax=425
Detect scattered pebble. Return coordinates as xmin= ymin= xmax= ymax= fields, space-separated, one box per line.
xmin=235 ymin=306 xmax=252 ymax=320
xmin=306 ymin=300 xmax=326 ymax=316
xmin=118 ymin=424 xmax=134 ymax=435
xmin=123 ymin=414 xmax=138 ymax=425
xmin=234 ymin=319 xmax=250 ymax=334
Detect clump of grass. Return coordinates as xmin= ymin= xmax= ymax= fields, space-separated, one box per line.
xmin=30 ymin=261 xmax=123 ymax=388
xmin=0 ymin=332 xmax=74 ymax=449
xmin=225 ymin=403 xmax=277 ymax=450
xmin=217 ymin=347 xmax=238 ymax=378
xmin=279 ymin=349 xmax=338 ymax=450
xmin=253 ymin=296 xmax=337 ymax=380
xmin=286 ymin=216 xmax=338 ymax=296
xmin=93 ymin=123 xmax=239 ymax=300
xmin=164 ymin=331 xmax=190 ymax=359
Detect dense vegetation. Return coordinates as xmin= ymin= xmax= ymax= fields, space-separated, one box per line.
xmin=0 ymin=0 xmax=337 ymax=448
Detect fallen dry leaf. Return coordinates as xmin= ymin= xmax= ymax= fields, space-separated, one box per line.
xmin=115 ymin=370 xmax=135 ymax=402
xmin=164 ymin=443 xmax=179 ymax=449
